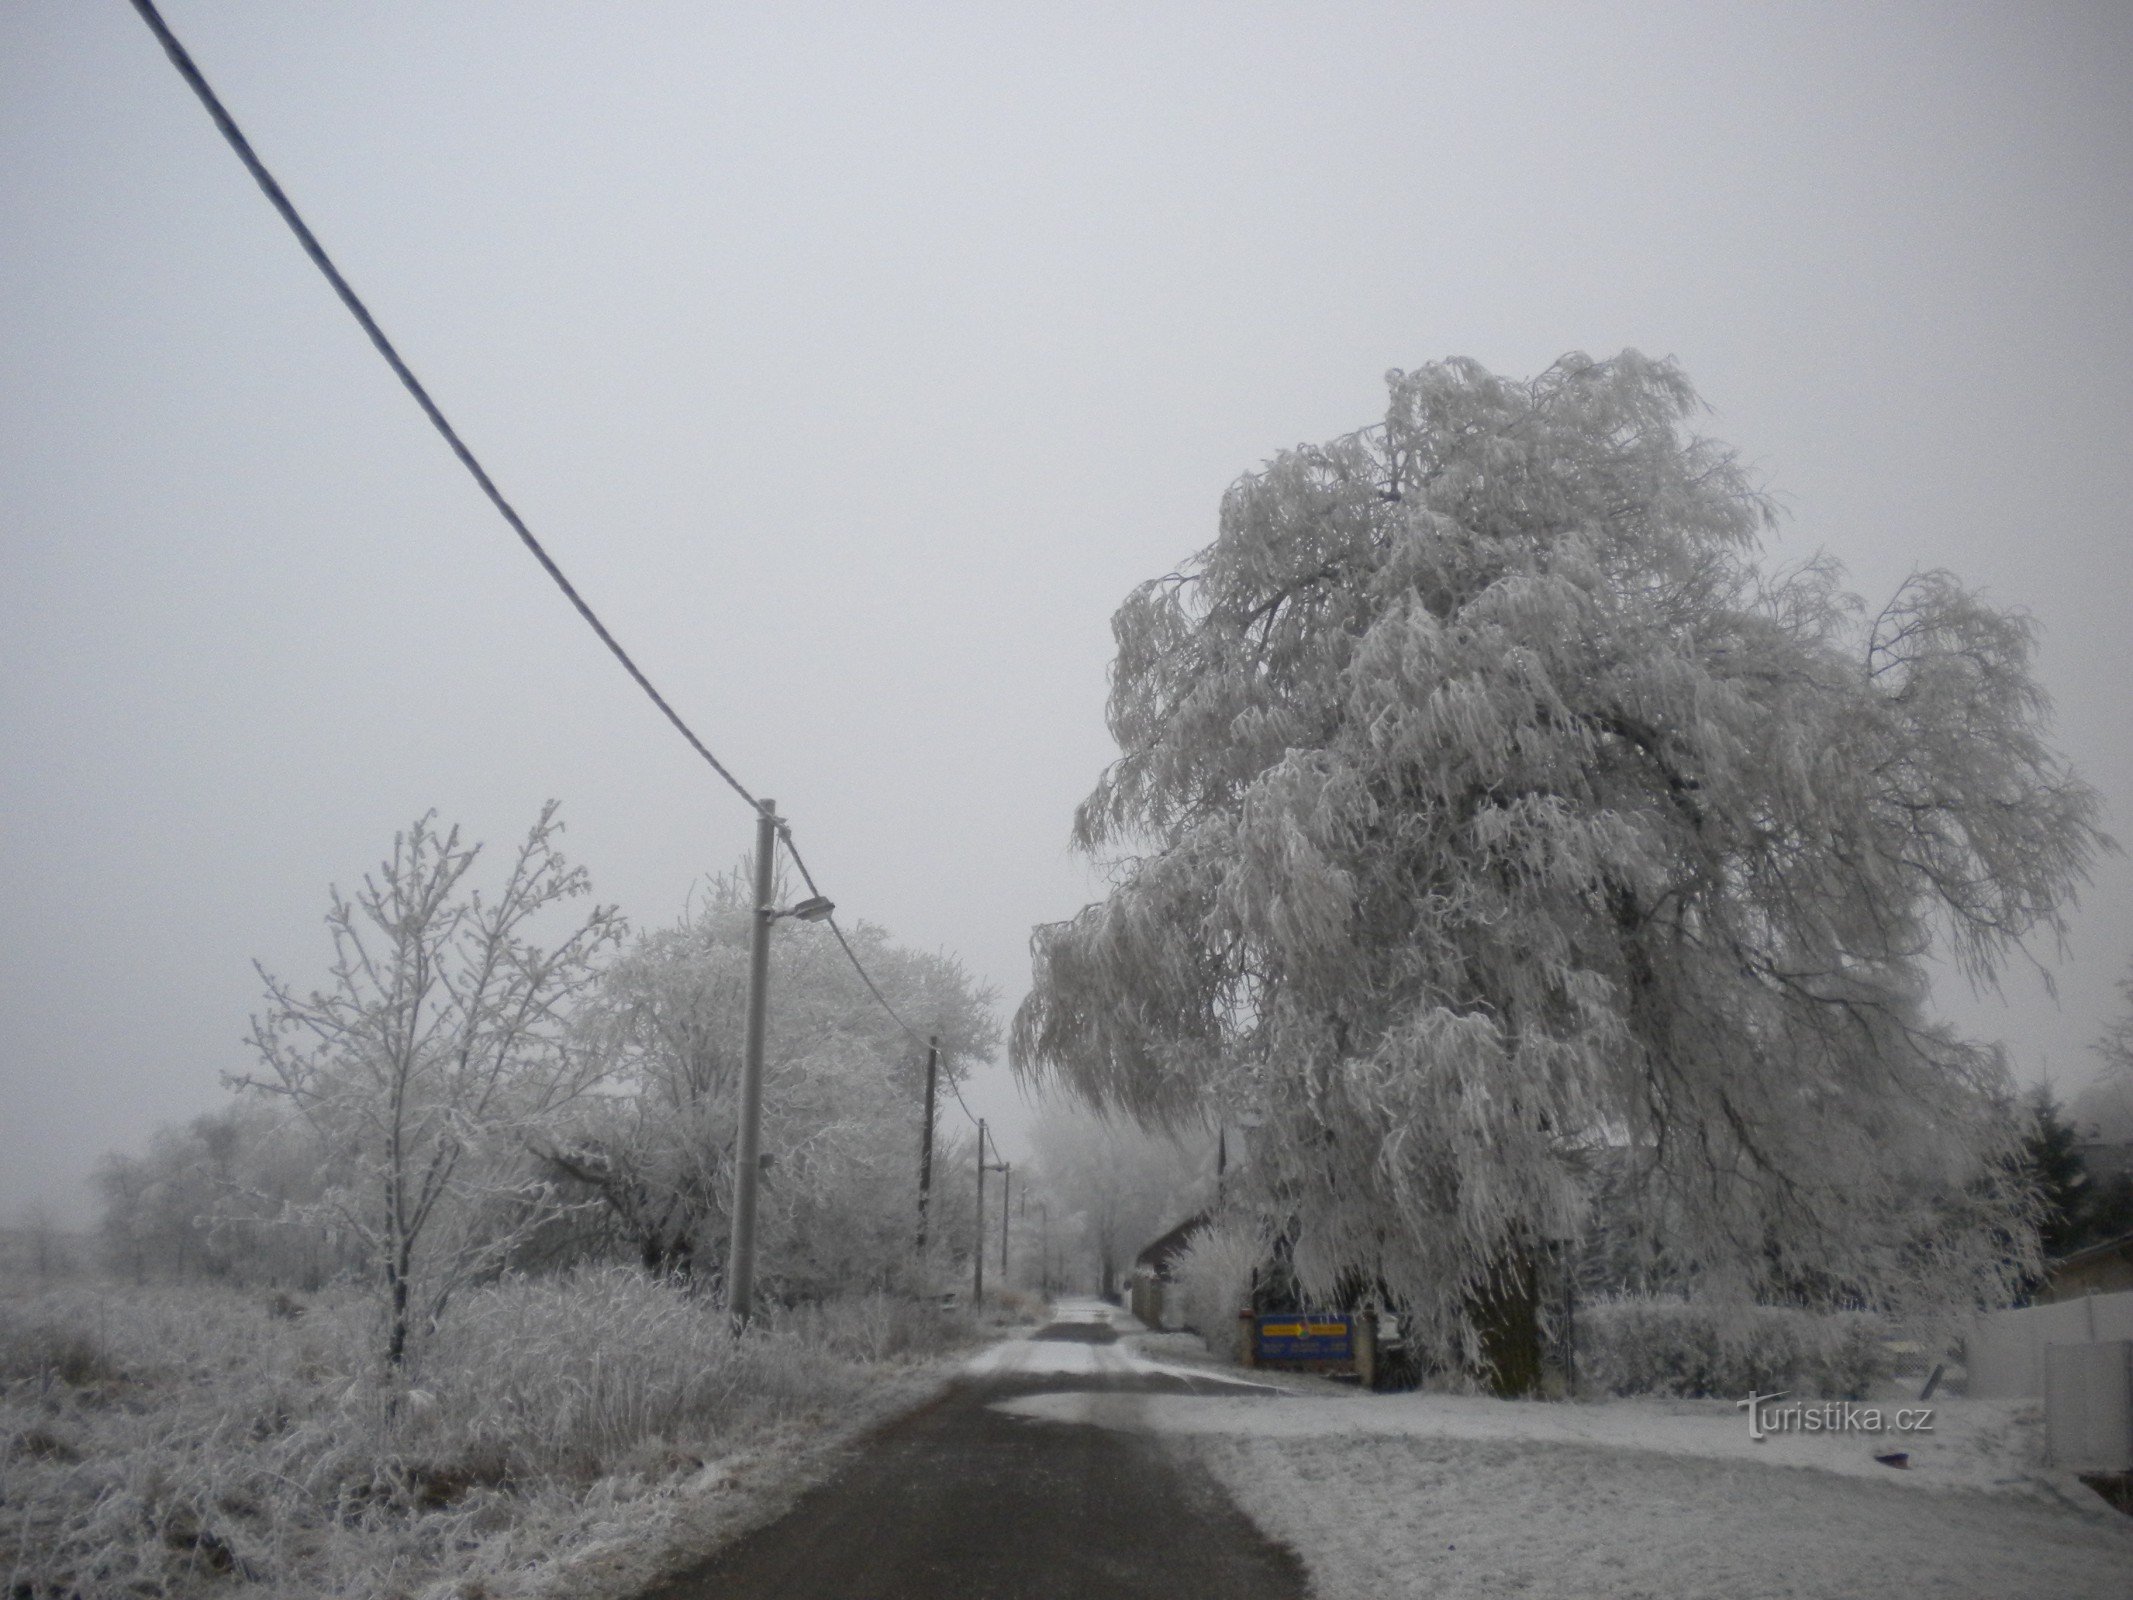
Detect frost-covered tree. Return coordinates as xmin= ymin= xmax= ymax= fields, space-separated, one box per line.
xmin=1026 ymin=1095 xmax=1210 ymax=1297
xmin=93 ymin=1102 xmax=361 ymax=1289
xmin=1014 ymin=353 xmax=2105 ymax=1392
xmin=241 ymin=805 xmax=622 ymax=1366
xmin=544 ymin=867 xmax=997 ymax=1298
xmin=2021 ymin=1086 xmax=2090 ymax=1263
xmin=2095 ymin=954 xmax=2133 ymax=1092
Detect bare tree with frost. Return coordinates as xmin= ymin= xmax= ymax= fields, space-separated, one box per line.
xmin=1014 ymin=352 xmax=2106 ymax=1393
xmin=242 ymin=804 xmax=623 ymax=1366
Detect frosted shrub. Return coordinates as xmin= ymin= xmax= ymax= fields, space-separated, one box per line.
xmin=429 ymin=1268 xmax=829 ymax=1483
xmin=2 ymin=1271 xmax=980 ymax=1598
xmin=0 ymin=1311 xmax=120 ymax=1388
xmin=1170 ymin=1221 xmax=1265 ymax=1363
xmin=1578 ymin=1297 xmax=1889 ymax=1399
xmin=984 ymin=1286 xmax=1048 ymax=1326
xmin=772 ymin=1288 xmax=971 ymax=1364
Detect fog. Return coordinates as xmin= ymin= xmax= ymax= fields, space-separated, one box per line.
xmin=3 ymin=1 xmax=2128 ymax=1218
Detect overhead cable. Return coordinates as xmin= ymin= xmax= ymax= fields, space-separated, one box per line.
xmin=780 ymin=831 xmax=984 ymax=1131
xmin=127 ymin=0 xmax=757 ymax=811
xmin=131 ymin=0 xmax=966 ymax=1088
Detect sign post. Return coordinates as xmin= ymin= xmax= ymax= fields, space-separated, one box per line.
xmin=1250 ymin=1311 xmax=1363 ymax=1374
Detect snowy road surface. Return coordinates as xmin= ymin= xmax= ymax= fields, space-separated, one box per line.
xmin=637 ymin=1299 xmax=1305 ymax=1599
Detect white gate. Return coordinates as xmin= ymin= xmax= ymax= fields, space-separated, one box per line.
xmin=2043 ymin=1340 xmax=2133 ymax=1473
xmin=1968 ymin=1290 xmax=2133 ymax=1397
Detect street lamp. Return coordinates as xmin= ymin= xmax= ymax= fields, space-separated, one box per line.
xmin=726 ymin=799 xmax=834 ymax=1329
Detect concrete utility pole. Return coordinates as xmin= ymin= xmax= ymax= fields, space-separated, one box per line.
xmin=726 ymin=799 xmax=780 ymax=1328
xmin=916 ymin=1035 xmax=939 ymax=1252
xmin=976 ymin=1132 xmax=1010 ymax=1303
xmin=1034 ymin=1201 xmax=1051 ymax=1295
xmin=1000 ymin=1162 xmax=1011 ymax=1279
xmin=723 ymin=804 xmax=834 ymax=1333
xmin=973 ymin=1119 xmax=988 ymax=1305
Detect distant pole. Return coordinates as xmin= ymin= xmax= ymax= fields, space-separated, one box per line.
xmin=1000 ymin=1162 xmax=1012 ymax=1279
xmin=726 ymin=799 xmax=779 ymax=1329
xmin=1036 ymin=1202 xmax=1051 ymax=1296
xmin=916 ymin=1036 xmax=939 ymax=1252
xmin=1217 ymin=1125 xmax=1227 ymax=1207
xmin=974 ymin=1119 xmax=988 ymax=1305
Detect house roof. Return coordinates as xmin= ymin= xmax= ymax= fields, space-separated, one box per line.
xmin=1133 ymin=1212 xmax=1211 ymax=1276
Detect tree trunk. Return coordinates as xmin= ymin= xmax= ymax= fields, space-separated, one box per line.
xmin=1469 ymin=1246 xmax=1542 ymax=1398
xmin=387 ymin=1251 xmax=412 ymax=1367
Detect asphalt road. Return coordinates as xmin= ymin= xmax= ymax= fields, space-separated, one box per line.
xmin=641 ymin=1302 xmax=1308 ymax=1600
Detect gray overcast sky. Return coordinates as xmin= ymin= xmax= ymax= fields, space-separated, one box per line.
xmin=3 ymin=1 xmax=2129 ymax=1218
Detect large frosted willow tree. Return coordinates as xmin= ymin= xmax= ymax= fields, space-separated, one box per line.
xmin=1014 ymin=352 xmax=2105 ymax=1392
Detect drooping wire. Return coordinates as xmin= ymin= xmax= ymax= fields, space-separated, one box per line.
xmin=126 ymin=0 xmax=757 ymax=812
xmin=946 ymin=1074 xmax=984 ymax=1134
xmin=130 ymin=0 xmax=969 ymax=1096
xmin=779 ymin=830 xmax=984 ymax=1131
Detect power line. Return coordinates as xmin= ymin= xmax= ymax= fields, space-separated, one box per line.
xmin=126 ymin=0 xmax=757 ymax=812
xmin=130 ymin=0 xmax=963 ymax=1105
xmin=779 ymin=832 xmax=925 ymax=1046
xmin=779 ymin=831 xmax=984 ymax=1131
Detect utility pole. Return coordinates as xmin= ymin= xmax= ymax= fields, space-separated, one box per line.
xmin=916 ymin=1035 xmax=939 ymax=1252
xmin=1000 ymin=1162 xmax=1011 ymax=1280
xmin=1035 ymin=1201 xmax=1051 ymax=1296
xmin=726 ymin=799 xmax=779 ymax=1329
xmin=973 ymin=1119 xmax=988 ymax=1305
xmin=976 ymin=1132 xmax=1009 ymax=1303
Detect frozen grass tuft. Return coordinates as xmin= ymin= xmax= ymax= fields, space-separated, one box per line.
xmin=1 ymin=1270 xmax=979 ymax=1598
xmin=0 ymin=1315 xmax=123 ymax=1389
xmin=772 ymin=1288 xmax=971 ymax=1365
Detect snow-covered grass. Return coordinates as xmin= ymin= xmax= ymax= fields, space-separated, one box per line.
xmin=1 ymin=1269 xmax=983 ymax=1598
xmin=998 ymin=1332 xmax=2133 ymax=1600
xmin=999 ymin=1384 xmax=2063 ymax=1496
xmin=1197 ymin=1432 xmax=2133 ymax=1600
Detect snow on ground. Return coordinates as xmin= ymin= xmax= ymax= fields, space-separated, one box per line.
xmin=999 ymin=1383 xmax=2056 ymax=1498
xmin=992 ymin=1316 xmax=2133 ymax=1599
xmin=964 ymin=1297 xmax=1285 ymax=1392
xmin=1196 ymin=1431 xmax=2133 ymax=1600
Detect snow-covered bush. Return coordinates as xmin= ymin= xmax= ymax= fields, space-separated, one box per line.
xmin=1170 ymin=1220 xmax=1266 ymax=1363
xmin=1576 ymin=1297 xmax=1889 ymax=1399
xmin=772 ymin=1287 xmax=972 ymax=1364
xmin=1 ymin=1270 xmax=978 ymax=1598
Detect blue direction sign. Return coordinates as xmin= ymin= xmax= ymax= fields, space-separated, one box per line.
xmin=1255 ymin=1312 xmax=1354 ymax=1363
